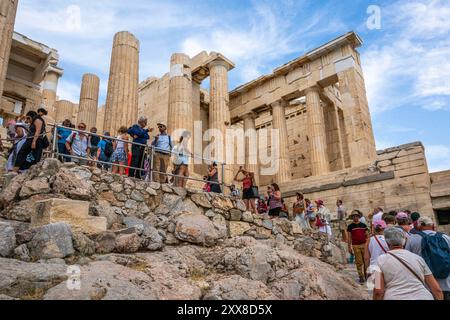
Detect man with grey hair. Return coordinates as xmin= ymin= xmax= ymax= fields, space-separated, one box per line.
xmin=127 ymin=116 xmax=152 ymax=179
xmin=405 ymin=216 xmax=450 ymax=300
xmin=373 ymin=227 xmax=443 ymax=300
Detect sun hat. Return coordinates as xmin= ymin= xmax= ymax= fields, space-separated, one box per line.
xmin=373 ymin=220 xmax=387 ymax=229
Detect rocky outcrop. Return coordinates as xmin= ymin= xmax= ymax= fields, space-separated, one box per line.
xmin=0 ymin=159 xmax=362 ymax=300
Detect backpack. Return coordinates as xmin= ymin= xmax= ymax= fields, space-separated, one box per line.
xmin=104 ymin=140 xmax=114 ymax=158
xmin=418 ymin=231 xmax=450 ymax=279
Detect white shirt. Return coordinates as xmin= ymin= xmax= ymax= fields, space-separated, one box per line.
xmin=368 ymin=235 xmax=389 ymax=266
xmin=372 ymin=211 xmax=383 ymax=225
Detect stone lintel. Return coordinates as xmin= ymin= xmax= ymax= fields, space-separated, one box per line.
xmin=376 ymin=141 xmax=424 ymax=155
xmin=282 ymin=171 xmax=395 ymax=198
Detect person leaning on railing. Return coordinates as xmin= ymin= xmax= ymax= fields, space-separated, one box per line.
xmin=151 ymin=122 xmax=172 ymax=183
xmin=171 ymin=131 xmax=192 ymax=188
xmin=127 ymin=116 xmax=151 ymax=179
xmin=65 ymin=122 xmax=91 ymax=166
xmin=13 ymin=110 xmax=48 ymax=172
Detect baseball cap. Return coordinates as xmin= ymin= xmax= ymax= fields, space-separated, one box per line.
xmin=396 ymin=212 xmax=409 ymax=219
xmin=418 ymin=216 xmax=433 ymax=226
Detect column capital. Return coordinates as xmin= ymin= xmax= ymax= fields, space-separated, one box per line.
xmin=270 ymin=99 xmax=287 ymax=109
xmin=207 ymin=53 xmax=235 ymax=71
xmin=241 ymin=111 xmax=258 ymax=121
xmin=305 ymin=85 xmax=321 ymax=95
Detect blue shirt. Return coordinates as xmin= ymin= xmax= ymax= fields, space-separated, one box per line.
xmin=98 ymin=140 xmax=107 ymax=159
xmin=127 ymin=124 xmax=149 ymax=145
xmin=57 ymin=127 xmax=71 ymax=145
xmin=152 ymin=133 xmax=172 ymax=152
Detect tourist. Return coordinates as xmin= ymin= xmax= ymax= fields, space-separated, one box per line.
xmin=56 ymin=119 xmax=72 ymax=162
xmin=97 ymin=132 xmax=113 ymax=170
xmin=305 ymin=198 xmax=316 ymax=229
xmin=234 ymin=166 xmax=257 ymax=214
xmin=293 ymin=193 xmax=309 ymax=229
xmin=405 ymin=216 xmax=450 ymax=300
xmin=128 ymin=116 xmax=151 ymax=179
xmin=373 ymin=227 xmax=443 ymax=300
xmin=6 ymin=123 xmax=28 ymax=172
xmin=267 ymin=183 xmax=283 ymax=218
xmin=88 ymin=127 xmax=101 ymax=163
xmin=13 ymin=110 xmax=47 ymax=172
xmin=336 ymin=199 xmax=348 ymax=241
xmin=371 ymin=207 xmax=384 ymax=232
xmin=316 ymin=200 xmax=331 ymax=223
xmin=37 ymin=107 xmax=48 ymax=117
xmin=347 ymin=210 xmax=369 ymax=283
xmin=171 ymin=132 xmax=192 ymax=188
xmin=151 ymin=122 xmax=172 ymax=183
xmin=280 ymin=199 xmax=289 ymax=219
xmin=365 ymin=220 xmax=389 ymax=277
xmin=409 ymin=212 xmax=421 ymax=234
xmin=65 ymin=122 xmax=91 ymax=165
xmin=207 ymin=162 xmax=221 ymax=193
xmin=110 ymin=126 xmax=129 ymax=175
xmin=395 ymin=212 xmax=412 ymax=240
xmin=257 ymin=197 xmax=268 ymax=215
xmin=202 ymin=175 xmax=211 ymax=192
xmin=229 ymin=184 xmax=240 ymax=198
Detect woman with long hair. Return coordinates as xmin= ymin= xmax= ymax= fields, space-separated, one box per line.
xmin=234 ymin=166 xmax=257 ymax=214
xmin=267 ymin=183 xmax=283 ymax=218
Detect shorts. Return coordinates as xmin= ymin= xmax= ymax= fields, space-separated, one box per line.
xmin=242 ymin=188 xmax=255 ymax=200
xmin=338 ymin=220 xmax=347 ymax=231
xmin=90 ymin=146 xmax=99 ymax=158
xmin=268 ymin=207 xmax=281 ymax=217
xmin=111 ymin=148 xmax=127 ymax=163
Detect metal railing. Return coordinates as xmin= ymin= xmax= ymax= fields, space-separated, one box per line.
xmin=49 ymin=124 xmax=228 ymax=191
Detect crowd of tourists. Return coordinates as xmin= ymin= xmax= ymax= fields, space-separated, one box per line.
xmin=2 ymin=109 xmax=449 ymax=301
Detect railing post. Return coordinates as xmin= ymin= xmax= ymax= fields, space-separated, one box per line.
xmin=149 ymin=146 xmax=154 ymax=182
xmin=52 ymin=124 xmax=58 ymax=159
xmin=221 ymin=162 xmax=225 ymax=193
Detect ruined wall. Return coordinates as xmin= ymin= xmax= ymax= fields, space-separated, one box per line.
xmin=2 ymin=78 xmax=42 ymax=114
xmin=430 ymin=170 xmax=450 ymax=233
xmin=281 ymin=142 xmax=436 ymax=224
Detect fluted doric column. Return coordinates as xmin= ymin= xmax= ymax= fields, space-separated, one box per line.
xmin=0 ymin=0 xmax=18 ymax=97
xmin=78 ymin=73 xmax=100 ymax=129
xmin=104 ymin=31 xmax=139 ymax=134
xmin=306 ymin=86 xmax=329 ymax=175
xmin=271 ymin=100 xmax=291 ymax=183
xmin=41 ymin=67 xmax=63 ymax=119
xmin=209 ymin=58 xmax=233 ymax=184
xmin=167 ymin=53 xmax=193 ymax=145
xmin=242 ymin=112 xmax=260 ymax=186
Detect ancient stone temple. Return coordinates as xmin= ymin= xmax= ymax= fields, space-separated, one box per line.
xmin=0 ymin=3 xmax=448 ymax=232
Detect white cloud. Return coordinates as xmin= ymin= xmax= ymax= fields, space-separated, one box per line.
xmin=362 ymin=0 xmax=450 ymax=114
xmin=57 ymin=80 xmax=80 ymax=103
xmin=425 ymin=144 xmax=450 ymax=172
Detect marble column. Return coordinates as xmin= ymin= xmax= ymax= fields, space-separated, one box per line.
xmin=167 ymin=53 xmax=193 ymax=144
xmin=208 ymin=59 xmax=233 ymax=184
xmin=42 ymin=67 xmax=63 ymax=120
xmin=78 ymin=73 xmax=100 ymax=129
xmin=104 ymin=31 xmax=139 ymax=134
xmin=242 ymin=112 xmax=260 ymax=186
xmin=55 ymin=100 xmax=74 ymax=124
xmin=271 ymin=100 xmax=291 ymax=183
xmin=0 ymin=0 xmax=18 ymax=98
xmin=306 ymin=86 xmax=329 ymax=175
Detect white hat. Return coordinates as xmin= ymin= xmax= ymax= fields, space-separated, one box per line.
xmin=418 ymin=216 xmax=434 ymax=226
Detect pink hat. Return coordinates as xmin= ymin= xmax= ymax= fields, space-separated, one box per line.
xmin=373 ymin=220 xmax=387 ymax=229
xmin=396 ymin=212 xmax=408 ymax=219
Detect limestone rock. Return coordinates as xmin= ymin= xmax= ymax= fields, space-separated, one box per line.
xmin=174 ymin=213 xmax=219 ymax=246
xmin=145 ymin=186 xmax=157 ymax=196
xmin=32 ymin=198 xmax=107 ymax=236
xmin=212 ymin=214 xmax=228 ymax=239
xmin=172 ymin=186 xmax=187 ymax=198
xmin=235 ymin=200 xmax=247 ymax=212
xmin=205 ymin=275 xmax=278 ymax=300
xmin=122 ymin=217 xmax=163 ymax=251
xmin=53 ymin=167 xmax=94 ymax=200
xmin=0 ymin=222 xmax=16 ymax=257
xmin=0 ymin=257 xmax=67 ymax=299
xmin=130 ymin=190 xmax=145 ymax=202
xmin=13 ymin=244 xmax=31 ymax=262
xmin=19 ymin=177 xmax=51 ymax=198
xmin=92 ymin=200 xmax=122 ymax=229
xmin=69 ymin=166 xmax=92 ymax=180
xmin=0 ymin=174 xmax=27 ymax=206
xmin=230 ymin=209 xmax=242 ymax=221
xmin=110 ymin=182 xmax=123 ymax=193
xmin=241 ymin=211 xmax=254 ymax=223
xmin=28 ymin=222 xmax=74 ymax=260
xmin=263 ymin=219 xmax=273 ymax=230
xmin=212 ymin=195 xmax=234 ymax=211
xmin=191 ymin=193 xmax=213 ymax=209
xmin=72 ymin=232 xmax=96 ymax=256
xmin=115 ymin=233 xmax=141 ymax=253
xmin=148 ymin=182 xmax=160 ymax=190
xmin=94 ymin=231 xmax=117 ymax=254
xmin=229 ymin=221 xmax=252 ymax=237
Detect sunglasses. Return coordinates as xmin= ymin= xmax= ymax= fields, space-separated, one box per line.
xmin=78 ymin=126 xmax=86 ymax=130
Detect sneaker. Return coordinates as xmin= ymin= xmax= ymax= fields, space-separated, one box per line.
xmin=359 ymin=277 xmax=365 ymax=284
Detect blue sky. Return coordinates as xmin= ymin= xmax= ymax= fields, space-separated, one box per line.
xmin=13 ymin=0 xmax=450 ymax=172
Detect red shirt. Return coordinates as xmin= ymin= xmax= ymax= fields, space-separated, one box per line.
xmin=242 ymin=177 xmax=252 ymax=190
xmin=347 ymin=222 xmax=368 ymax=245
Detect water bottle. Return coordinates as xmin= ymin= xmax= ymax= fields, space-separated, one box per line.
xmin=348 ymin=253 xmax=355 ymax=264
